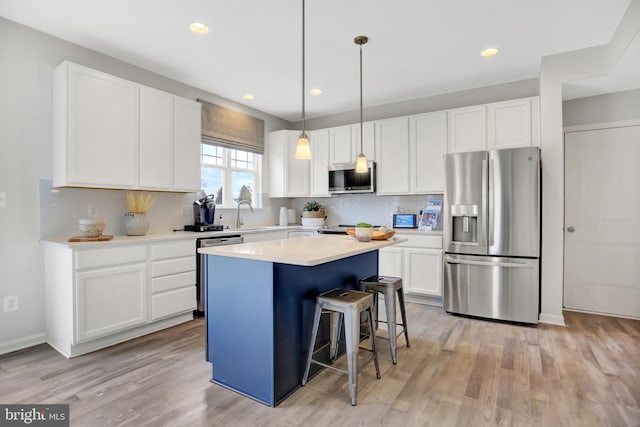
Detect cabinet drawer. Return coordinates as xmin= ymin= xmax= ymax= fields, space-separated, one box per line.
xmin=396 ymin=234 xmax=442 ymax=249
xmin=151 ymin=240 xmax=195 ymax=260
xmin=152 ymin=271 xmax=196 ymax=293
xmin=151 ymin=286 xmax=196 ymax=320
xmin=76 ymin=245 xmax=147 ymax=270
xmin=151 ymin=256 xmax=195 ymax=277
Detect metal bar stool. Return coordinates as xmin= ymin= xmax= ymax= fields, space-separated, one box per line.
xmin=302 ymin=288 xmax=381 ymax=406
xmin=359 ymin=275 xmax=410 ymax=364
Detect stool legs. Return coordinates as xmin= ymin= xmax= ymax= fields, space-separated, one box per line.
xmin=302 ymin=302 xmax=322 ymax=385
xmin=367 ymin=307 xmax=381 ymax=381
xmin=383 ymin=287 xmax=398 ymax=364
xmin=397 ymin=288 xmax=410 ymax=349
xmin=344 ymin=309 xmax=359 ymax=406
xmin=329 ymin=311 xmax=341 ymax=361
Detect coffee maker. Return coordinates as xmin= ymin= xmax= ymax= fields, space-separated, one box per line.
xmin=184 ymin=194 xmax=223 ymax=232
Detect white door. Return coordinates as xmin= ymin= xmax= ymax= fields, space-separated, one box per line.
xmin=564 ymin=125 xmax=640 ymax=318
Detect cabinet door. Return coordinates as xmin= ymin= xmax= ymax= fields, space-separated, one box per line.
xmin=173 ymin=97 xmax=202 ymax=191
xmin=375 ymin=117 xmax=410 ymax=194
xmin=309 ymin=129 xmax=330 ymax=197
xmin=487 ymin=98 xmax=533 ymax=150
xmin=379 ymin=247 xmax=403 ymax=277
xmin=67 ymin=63 xmax=139 ymax=188
xmin=351 ymin=122 xmax=376 ymax=161
xmin=410 ymin=112 xmax=447 ymax=193
xmin=75 ymin=263 xmax=147 ymax=342
xmin=139 ymin=87 xmax=174 ymax=189
xmin=404 ymin=248 xmax=443 ymax=297
xmin=329 ymin=125 xmax=354 ymax=164
xmin=286 ymin=132 xmax=310 ymax=196
xmin=447 ymin=105 xmax=487 ymax=153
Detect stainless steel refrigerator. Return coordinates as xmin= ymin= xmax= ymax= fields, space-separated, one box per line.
xmin=443 ymin=147 xmax=540 ymax=324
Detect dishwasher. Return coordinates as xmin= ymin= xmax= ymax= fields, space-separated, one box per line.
xmin=196 ymin=235 xmax=244 ymax=316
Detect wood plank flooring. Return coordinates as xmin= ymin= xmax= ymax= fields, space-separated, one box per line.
xmin=1 ymin=305 xmax=638 ymax=426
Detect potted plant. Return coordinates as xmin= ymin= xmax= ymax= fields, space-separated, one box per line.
xmin=355 ymin=222 xmax=374 ymax=242
xmin=302 ymin=201 xmax=325 ymax=218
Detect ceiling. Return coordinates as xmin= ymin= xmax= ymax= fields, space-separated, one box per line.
xmin=0 ymin=0 xmax=635 ymax=122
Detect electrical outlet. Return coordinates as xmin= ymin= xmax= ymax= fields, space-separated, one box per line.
xmin=88 ymin=205 xmax=98 ymax=218
xmin=3 ymin=295 xmax=18 ymax=313
xmin=0 ymin=192 xmax=6 ymax=208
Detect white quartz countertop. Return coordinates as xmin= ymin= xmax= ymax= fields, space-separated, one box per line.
xmin=198 ymin=234 xmax=406 ymax=266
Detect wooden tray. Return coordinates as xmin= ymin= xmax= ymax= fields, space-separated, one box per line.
xmin=68 ymin=235 xmax=114 ymax=242
xmin=344 ymin=228 xmax=396 ymax=240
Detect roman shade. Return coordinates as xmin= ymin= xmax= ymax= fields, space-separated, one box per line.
xmin=198 ymin=99 xmax=265 ymax=154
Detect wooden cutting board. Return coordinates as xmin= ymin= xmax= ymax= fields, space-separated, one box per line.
xmin=68 ymin=235 xmax=114 ymax=242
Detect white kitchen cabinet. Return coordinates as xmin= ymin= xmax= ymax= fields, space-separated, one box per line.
xmin=447 ymin=105 xmax=487 ymax=153
xmin=53 ymin=61 xmax=139 ymax=189
xmin=379 ymin=247 xmax=403 ymax=278
xmin=409 ymin=111 xmax=447 ymax=193
xmin=73 ymin=244 xmax=148 ymax=343
xmin=487 ymin=96 xmax=540 ymax=150
xmin=404 ymin=248 xmax=443 ymax=297
xmin=76 ymin=262 xmax=147 ymax=343
xmin=351 ymin=122 xmax=376 ymax=162
xmin=329 ymin=125 xmax=354 ymax=164
xmin=44 ymin=239 xmax=197 ymax=358
xmin=378 ymin=233 xmax=443 ymax=304
xmin=375 ymin=117 xmax=410 ymax=194
xmin=268 ymin=130 xmax=310 ymax=197
xmin=173 ymin=97 xmax=202 ymax=191
xmin=53 ymin=61 xmax=200 ymax=192
xmin=309 ymin=129 xmax=330 ymax=197
xmin=150 ymin=241 xmax=196 ymax=320
xmin=139 ymin=86 xmax=174 ymax=189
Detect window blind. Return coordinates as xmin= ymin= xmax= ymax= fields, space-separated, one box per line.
xmin=198 ymin=99 xmax=265 ymax=154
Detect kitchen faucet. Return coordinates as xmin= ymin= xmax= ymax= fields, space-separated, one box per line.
xmin=235 ymin=200 xmax=254 ymax=228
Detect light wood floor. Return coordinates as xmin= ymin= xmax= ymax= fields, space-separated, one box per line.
xmin=1 ymin=305 xmax=638 ymax=427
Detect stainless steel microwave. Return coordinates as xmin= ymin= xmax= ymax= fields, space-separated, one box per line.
xmin=328 ymin=161 xmax=376 ymax=194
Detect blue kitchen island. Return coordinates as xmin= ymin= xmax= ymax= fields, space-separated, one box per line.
xmin=199 ymin=234 xmax=402 ymax=406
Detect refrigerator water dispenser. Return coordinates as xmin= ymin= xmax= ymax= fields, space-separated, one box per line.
xmin=450 ymin=204 xmax=479 ymax=244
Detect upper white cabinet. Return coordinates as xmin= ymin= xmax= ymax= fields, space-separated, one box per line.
xmin=268 ymin=130 xmax=309 ymax=197
xmin=309 ymin=129 xmax=330 ymax=197
xmin=53 ymin=61 xmax=201 ymax=192
xmin=54 ymin=61 xmax=139 ymax=189
xmin=173 ymin=97 xmax=202 ymax=191
xmin=409 ymin=111 xmax=447 ymax=193
xmin=375 ymin=117 xmax=410 ymax=194
xmin=329 ymin=123 xmax=374 ymax=165
xmin=487 ymin=96 xmax=540 ymax=149
xmin=447 ymin=105 xmax=487 ymax=153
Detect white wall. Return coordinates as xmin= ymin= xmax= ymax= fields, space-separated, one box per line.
xmin=563 ymin=88 xmax=640 ymax=125
xmin=0 ymin=17 xmax=291 ymax=355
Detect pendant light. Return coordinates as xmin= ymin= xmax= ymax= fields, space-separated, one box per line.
xmin=354 ymin=35 xmax=368 ymax=173
xmin=295 ymin=0 xmax=311 ymax=160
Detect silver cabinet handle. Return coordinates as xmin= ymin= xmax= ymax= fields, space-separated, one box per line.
xmin=445 ymin=256 xmax=535 ymax=268
xmin=567 ymin=226 xmax=575 ymax=233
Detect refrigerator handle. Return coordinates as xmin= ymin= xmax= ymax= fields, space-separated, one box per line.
xmin=445 ymin=255 xmax=535 ymax=269
xmin=488 ymin=158 xmax=495 ymax=247
xmin=482 ymin=157 xmax=488 ymax=247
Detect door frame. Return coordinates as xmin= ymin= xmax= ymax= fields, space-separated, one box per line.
xmin=562 ymin=118 xmax=640 ymax=318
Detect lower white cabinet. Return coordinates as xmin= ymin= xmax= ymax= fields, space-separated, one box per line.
xmin=76 ymin=263 xmax=147 ymax=342
xmin=44 ymin=240 xmax=196 ymax=358
xmin=150 ymin=241 xmax=196 ymax=320
xmin=378 ymin=233 xmax=443 ymax=304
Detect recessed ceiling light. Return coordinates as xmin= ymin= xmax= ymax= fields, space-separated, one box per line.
xmin=190 ymin=23 xmax=209 ymax=34
xmin=309 ymin=89 xmax=322 ymax=95
xmin=243 ymin=94 xmax=255 ymax=100
xmin=481 ymin=48 xmax=498 ymax=57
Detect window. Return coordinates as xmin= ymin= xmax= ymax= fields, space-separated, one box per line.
xmin=201 ymin=144 xmax=262 ymax=208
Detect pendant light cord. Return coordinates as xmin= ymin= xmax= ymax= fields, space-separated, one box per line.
xmin=359 ymin=41 xmax=363 ymax=154
xmin=301 ymin=0 xmax=306 ymax=137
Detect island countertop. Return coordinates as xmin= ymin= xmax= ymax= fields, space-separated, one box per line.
xmin=198 ymin=234 xmax=405 ymax=266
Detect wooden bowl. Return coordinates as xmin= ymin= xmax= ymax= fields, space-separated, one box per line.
xmin=345 ymin=228 xmax=396 ymax=240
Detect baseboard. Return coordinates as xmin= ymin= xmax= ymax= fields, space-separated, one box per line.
xmin=0 ymin=333 xmax=47 ymax=356
xmin=538 ymin=312 xmax=566 ymax=326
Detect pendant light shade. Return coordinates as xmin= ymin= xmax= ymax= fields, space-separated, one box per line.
xmin=295 ymin=0 xmax=311 ymax=160
xmin=354 ymin=35 xmax=368 ymax=173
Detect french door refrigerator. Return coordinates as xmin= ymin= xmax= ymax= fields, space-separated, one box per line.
xmin=443 ymin=147 xmax=541 ymax=323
